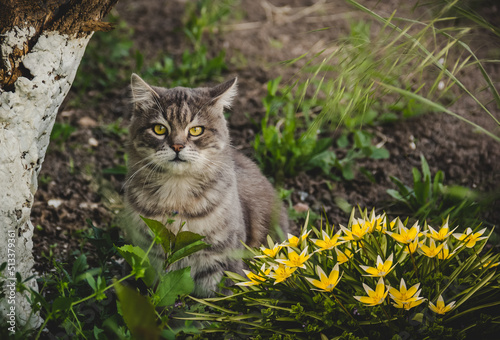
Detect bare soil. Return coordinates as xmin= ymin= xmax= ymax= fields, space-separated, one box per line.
xmin=31 ymin=0 xmax=500 ymax=272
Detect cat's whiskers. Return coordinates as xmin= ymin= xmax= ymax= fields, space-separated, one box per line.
xmin=197 ymin=155 xmax=233 ymax=176
xmin=122 ymin=155 xmax=158 ymax=190
xmin=182 ymin=148 xmax=230 ymax=170
xmin=141 ymin=153 xmax=170 ymax=188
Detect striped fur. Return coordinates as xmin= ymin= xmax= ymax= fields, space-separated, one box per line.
xmin=123 ymin=74 xmax=289 ymax=296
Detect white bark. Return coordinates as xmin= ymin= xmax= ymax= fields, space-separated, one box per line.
xmin=0 ymin=27 xmax=91 ymax=330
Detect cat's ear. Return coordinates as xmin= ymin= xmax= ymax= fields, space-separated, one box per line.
xmin=209 ymin=78 xmax=237 ymax=108
xmin=130 ymin=73 xmax=160 ymax=112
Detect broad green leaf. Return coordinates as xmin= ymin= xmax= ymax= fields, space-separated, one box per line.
xmin=86 ymin=272 xmax=97 ymax=291
xmin=387 ymin=189 xmax=404 ymax=201
xmin=337 ymin=134 xmax=349 ymax=148
xmin=71 ymin=254 xmax=88 ymax=282
xmin=114 ymin=282 xmax=160 ymax=340
xmin=117 ymin=244 xmax=157 ymax=287
xmin=341 ymin=163 xmax=355 ymax=180
xmin=93 ymin=326 xmax=105 ymax=339
xmin=369 ymin=147 xmax=389 ymax=159
xmin=412 ymin=167 xmax=422 ymax=186
xmin=52 ymin=296 xmax=73 ymax=313
xmin=353 ymin=130 xmax=369 ymax=148
xmin=168 ymin=240 xmax=210 ymax=265
xmin=155 ymin=267 xmax=195 ymax=307
xmin=173 ymin=231 xmax=206 ymax=253
xmin=141 ymin=216 xmax=174 ymax=253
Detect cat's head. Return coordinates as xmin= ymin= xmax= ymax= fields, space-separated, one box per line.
xmin=128 ymin=74 xmax=237 ymax=176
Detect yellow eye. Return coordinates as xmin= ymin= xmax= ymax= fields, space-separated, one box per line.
xmin=189 ymin=126 xmax=204 ymax=136
xmin=153 ymin=124 xmax=167 ymax=135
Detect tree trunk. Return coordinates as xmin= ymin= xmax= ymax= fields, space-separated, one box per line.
xmin=0 ymin=0 xmax=118 ymax=331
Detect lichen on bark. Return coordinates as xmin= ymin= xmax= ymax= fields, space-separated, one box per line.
xmin=0 ymin=0 xmax=118 ymax=331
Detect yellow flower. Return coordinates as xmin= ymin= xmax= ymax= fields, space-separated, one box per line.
xmin=335 ymin=247 xmax=353 ymax=264
xmin=360 ymin=254 xmax=396 ymax=277
xmin=389 ymin=278 xmax=425 ymax=310
xmin=378 ymin=217 xmax=396 ymax=234
xmin=392 ymin=298 xmax=425 ymax=310
xmin=282 ymin=230 xmax=311 ymax=248
xmin=257 ymin=244 xmax=282 ymax=258
xmin=340 ymin=220 xmax=370 ymax=241
xmin=419 ymin=239 xmax=445 ymax=258
xmin=354 ymin=277 xmax=389 ymax=306
xmin=436 ymin=243 xmax=461 ymax=260
xmin=425 ymin=219 xmax=458 ymax=241
xmin=276 ymin=247 xmax=311 ymax=269
xmin=386 ymin=220 xmax=420 ymax=244
xmin=429 ymin=295 xmax=456 ymax=315
xmin=236 ymin=264 xmax=271 ymax=286
xmin=268 ymin=264 xmax=297 ymax=284
xmin=363 ymin=210 xmax=385 ymax=233
xmin=312 ymin=230 xmax=343 ymax=252
xmin=453 ymin=227 xmax=487 ymax=248
xmin=306 ymin=264 xmax=342 ymax=292
xmin=403 ymin=238 xmax=419 ymax=254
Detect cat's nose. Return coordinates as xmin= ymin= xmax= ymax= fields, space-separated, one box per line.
xmin=171 ymin=144 xmax=184 ymax=153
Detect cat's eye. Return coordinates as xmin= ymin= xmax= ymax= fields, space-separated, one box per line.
xmin=189 ymin=126 xmax=204 ymax=137
xmin=153 ymin=124 xmax=167 ymax=136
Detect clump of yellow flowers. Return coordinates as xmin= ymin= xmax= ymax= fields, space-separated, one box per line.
xmin=235 ymin=208 xmax=498 ymax=319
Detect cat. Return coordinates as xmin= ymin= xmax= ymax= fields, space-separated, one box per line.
xmin=122 ymin=73 xmax=289 ymax=296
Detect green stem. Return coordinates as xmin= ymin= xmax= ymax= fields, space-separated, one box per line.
xmin=34 ymin=312 xmax=53 ymax=340
xmin=70 ymin=272 xmax=135 ymax=307
xmin=380 ymin=304 xmax=394 ymax=328
xmin=332 ymin=293 xmax=357 ymax=324
xmin=408 ymin=245 xmax=419 ymax=280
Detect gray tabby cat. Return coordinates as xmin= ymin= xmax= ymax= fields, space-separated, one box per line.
xmin=123 ymin=73 xmax=289 ymax=296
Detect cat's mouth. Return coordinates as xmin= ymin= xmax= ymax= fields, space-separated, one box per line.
xmin=170 ymin=155 xmax=186 ymax=163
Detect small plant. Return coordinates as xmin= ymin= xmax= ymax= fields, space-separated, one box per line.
xmin=253 ymin=77 xmax=334 ymax=184
xmin=183 ymin=209 xmax=500 ymax=339
xmin=143 ymin=0 xmax=233 ymax=88
xmin=49 ymin=122 xmax=77 ymax=150
xmin=254 ymin=77 xmax=389 ymax=183
xmin=387 ymin=154 xmax=495 ymax=225
xmin=101 ymin=118 xmax=129 ymax=137
xmin=25 ymin=219 xmax=209 ymax=339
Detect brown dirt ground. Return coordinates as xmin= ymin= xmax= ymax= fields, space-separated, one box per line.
xmin=31 ymin=0 xmax=500 ymax=273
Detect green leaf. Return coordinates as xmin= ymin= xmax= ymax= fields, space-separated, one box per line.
xmin=389 ymin=176 xmax=411 ymax=198
xmin=155 ymin=267 xmax=195 ymax=307
xmin=387 ymin=189 xmax=404 ymax=201
xmin=412 ymin=167 xmax=422 ymax=185
xmin=93 ymin=326 xmax=105 ymax=339
xmin=433 ymin=170 xmax=444 ymax=194
xmin=71 ymin=254 xmax=88 ymax=282
xmin=52 ymin=297 xmax=73 ymax=313
xmin=114 ymin=282 xmax=160 ymax=340
xmin=369 ymin=147 xmax=389 ymax=159
xmin=451 ymin=270 xmax=497 ymax=312
xmin=337 ymin=134 xmax=349 ymax=148
xmin=173 ymin=231 xmax=206 ymax=254
xmin=341 ymin=163 xmax=355 ymax=180
xmin=86 ymin=272 xmax=97 ymax=291
xmin=141 ymin=216 xmax=174 ymax=253
xmin=168 ymin=240 xmax=210 ymax=265
xmin=420 ymin=154 xmax=431 ymax=180
xmin=353 ymin=130 xmax=370 ymax=148
xmin=117 ymin=244 xmax=157 ymax=287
